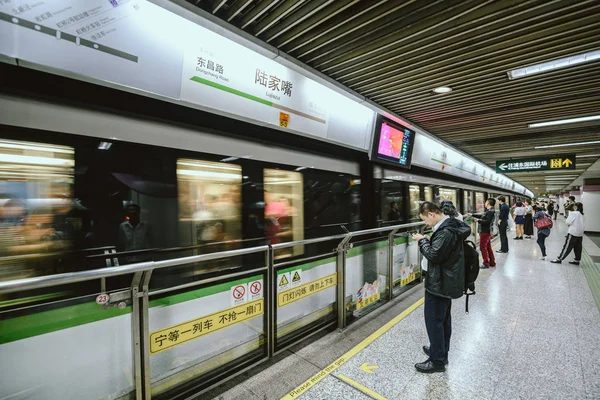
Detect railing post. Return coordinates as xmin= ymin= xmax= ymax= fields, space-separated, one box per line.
xmin=336 ymin=233 xmax=353 ymax=330
xmin=131 ymin=272 xmax=144 ymax=400
xmin=266 ymin=246 xmax=275 ymax=358
xmin=140 ymin=270 xmax=153 ymax=399
xmin=387 ymin=227 xmax=400 ymax=301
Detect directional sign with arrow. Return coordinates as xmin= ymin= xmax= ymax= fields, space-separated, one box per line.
xmin=495 ymin=154 xmax=576 ymax=173
xmin=359 ymin=362 xmax=379 ymax=374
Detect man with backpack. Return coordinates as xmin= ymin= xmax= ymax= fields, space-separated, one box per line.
xmin=412 ymin=202 xmax=471 ymax=373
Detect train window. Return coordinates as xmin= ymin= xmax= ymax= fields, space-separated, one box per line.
xmin=0 ymin=139 xmax=75 ymax=281
xmin=177 ymin=159 xmax=242 ymax=245
xmin=264 ymin=169 xmax=304 ymax=259
xmin=476 ymin=192 xmax=485 ymax=213
xmin=409 ymin=185 xmax=421 ymax=221
xmin=438 ymin=188 xmax=457 ymax=206
xmin=463 ymin=190 xmax=474 ymax=214
xmin=424 ymin=186 xmax=433 ymax=203
xmin=379 ymin=179 xmax=404 ymax=225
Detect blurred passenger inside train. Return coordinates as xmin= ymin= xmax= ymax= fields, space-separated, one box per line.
xmin=118 ymin=203 xmax=153 ymax=253
xmin=387 ymin=201 xmax=401 ymax=221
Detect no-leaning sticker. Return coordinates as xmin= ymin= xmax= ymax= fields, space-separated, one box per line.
xmin=230 ymin=283 xmax=248 ymax=306
xmin=249 ymin=279 xmax=263 ymax=300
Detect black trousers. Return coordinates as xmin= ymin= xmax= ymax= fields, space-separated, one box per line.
xmin=424 ymin=290 xmax=452 ymax=363
xmin=558 ymin=234 xmax=583 ymax=261
xmin=499 ymin=220 xmax=509 ymax=252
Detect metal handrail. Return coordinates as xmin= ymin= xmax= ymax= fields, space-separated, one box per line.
xmin=0 ymin=221 xmax=425 ymax=295
xmin=0 ymin=245 xmax=269 ymax=295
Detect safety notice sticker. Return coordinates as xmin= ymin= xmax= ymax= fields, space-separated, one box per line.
xmin=150 ymin=298 xmax=264 ymax=354
xmin=278 ymin=272 xmax=291 ymax=292
xmin=231 ymin=283 xmax=248 ymax=306
xmin=249 ymin=279 xmax=263 ymax=301
xmin=290 ymin=269 xmax=303 ymax=288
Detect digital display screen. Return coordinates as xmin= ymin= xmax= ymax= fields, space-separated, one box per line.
xmin=371 ymin=117 xmax=415 ymax=169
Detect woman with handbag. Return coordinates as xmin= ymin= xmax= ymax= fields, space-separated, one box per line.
xmin=532 ymin=205 xmax=552 ymax=260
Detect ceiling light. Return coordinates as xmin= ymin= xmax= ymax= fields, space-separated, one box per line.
xmin=529 ymin=115 xmax=600 ymax=128
xmin=433 ymin=86 xmax=452 ymax=94
xmin=534 ymin=140 xmax=600 ymax=149
xmin=98 ymin=142 xmax=112 ymax=150
xmin=508 ymin=50 xmax=600 ymax=80
xmin=576 ymin=154 xmax=600 ymax=158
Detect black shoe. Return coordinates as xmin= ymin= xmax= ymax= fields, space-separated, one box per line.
xmin=496 ymin=250 xmax=507 ymax=253
xmin=513 ymin=237 xmax=519 ymax=240
xmin=422 ymin=346 xmax=448 ymax=365
xmin=569 ymin=261 xmax=580 ymax=265
xmin=525 ymin=236 xmax=531 ymax=239
xmin=550 ymin=259 xmax=561 ymax=264
xmin=415 ymin=359 xmax=445 ymax=373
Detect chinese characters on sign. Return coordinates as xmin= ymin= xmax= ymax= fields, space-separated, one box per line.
xmin=496 ymin=154 xmax=575 ymax=173
xmin=255 ymin=69 xmax=293 ymax=97
xmin=277 ymin=273 xmax=336 ymax=307
xmin=356 ymin=292 xmax=380 ymax=310
xmin=150 ymin=298 xmax=264 ymax=354
xmin=197 ymin=57 xmax=224 ymax=74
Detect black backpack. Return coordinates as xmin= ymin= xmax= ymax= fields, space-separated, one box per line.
xmin=463 ymin=240 xmax=479 ymax=313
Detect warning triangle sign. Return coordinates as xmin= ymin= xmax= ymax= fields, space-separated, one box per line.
xmin=279 ymin=275 xmax=289 ymax=286
xmin=292 ymin=271 xmax=301 ymax=282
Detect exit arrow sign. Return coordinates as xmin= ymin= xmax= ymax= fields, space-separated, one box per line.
xmin=495 ymin=154 xmax=576 ymax=173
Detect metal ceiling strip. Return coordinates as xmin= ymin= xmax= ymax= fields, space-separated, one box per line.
xmin=262 ymin=0 xmax=335 ymax=42
xmin=252 ymin=0 xmax=307 ymax=37
xmin=240 ymin=0 xmax=280 ymax=29
xmin=226 ymin=0 xmax=254 ymax=22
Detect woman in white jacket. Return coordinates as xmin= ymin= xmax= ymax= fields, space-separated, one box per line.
xmin=551 ymin=202 xmax=584 ymax=265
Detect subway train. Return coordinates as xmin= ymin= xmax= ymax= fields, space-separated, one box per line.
xmin=0 ymin=66 xmax=528 ymax=400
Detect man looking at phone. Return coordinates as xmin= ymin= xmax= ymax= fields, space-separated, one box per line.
xmin=412 ymin=202 xmax=471 ymax=373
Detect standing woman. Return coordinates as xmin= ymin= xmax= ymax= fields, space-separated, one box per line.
xmin=551 ymin=202 xmax=585 ymax=265
xmin=513 ymin=201 xmax=526 ymax=240
xmin=532 ymin=205 xmax=551 ymax=260
xmin=524 ymin=199 xmax=534 ymax=239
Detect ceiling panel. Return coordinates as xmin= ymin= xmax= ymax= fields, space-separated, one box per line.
xmin=186 ymin=0 xmax=600 ymax=196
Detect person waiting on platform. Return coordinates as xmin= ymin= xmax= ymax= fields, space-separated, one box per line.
xmin=412 ymin=202 xmax=471 ymax=373
xmin=524 ymin=199 xmax=534 ymax=239
xmin=551 ymin=202 xmax=584 ymax=265
xmin=440 ymin=199 xmax=463 ymax=221
xmin=532 ymin=205 xmax=552 ymax=261
xmin=512 ymin=201 xmax=526 ymax=240
xmin=473 ymin=198 xmax=496 ymax=269
xmin=496 ymin=196 xmax=510 ymax=253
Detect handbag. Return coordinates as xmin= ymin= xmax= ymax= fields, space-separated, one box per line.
xmin=534 ymin=213 xmax=553 ymax=230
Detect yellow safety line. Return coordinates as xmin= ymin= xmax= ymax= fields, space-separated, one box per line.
xmin=337 ymin=374 xmax=388 ymax=400
xmin=280 ymin=297 xmax=424 ymax=399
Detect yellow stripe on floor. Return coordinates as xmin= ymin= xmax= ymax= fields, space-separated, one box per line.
xmin=280 ymin=297 xmax=424 ymax=399
xmin=337 ymin=374 xmax=388 ymax=400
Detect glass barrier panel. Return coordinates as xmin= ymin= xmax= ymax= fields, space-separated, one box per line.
xmin=0 ymin=289 xmax=134 ymax=400
xmin=148 ymin=273 xmax=266 ymax=397
xmin=392 ymin=234 xmax=421 ymax=297
xmin=275 ymin=253 xmax=337 ymax=349
xmin=345 ymin=239 xmax=389 ymax=323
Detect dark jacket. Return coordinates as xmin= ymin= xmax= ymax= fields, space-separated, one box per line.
xmin=418 ymin=217 xmax=471 ymax=299
xmin=476 ymin=208 xmax=495 ymax=234
xmin=499 ymin=203 xmax=510 ymax=222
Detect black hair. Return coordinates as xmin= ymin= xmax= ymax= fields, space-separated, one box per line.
xmin=525 ymin=199 xmax=532 ymax=205
xmin=419 ymin=201 xmax=442 ymax=215
xmin=390 ymin=201 xmax=397 ymax=208
xmin=569 ymin=196 xmax=575 ymax=201
xmin=440 ymin=200 xmax=458 ymax=217
xmin=125 ymin=203 xmax=141 ymax=212
xmin=487 ymin=198 xmax=496 ymax=207
xmin=575 ymin=202 xmax=584 ymax=215
xmin=497 ymin=196 xmax=505 ymax=202
xmin=516 ymin=201 xmax=523 ymax=207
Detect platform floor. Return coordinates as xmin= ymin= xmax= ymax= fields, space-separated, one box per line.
xmin=207 ymin=219 xmax=600 ymax=400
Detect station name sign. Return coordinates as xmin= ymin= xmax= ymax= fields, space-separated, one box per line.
xmin=496 ymin=154 xmax=575 ymax=173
